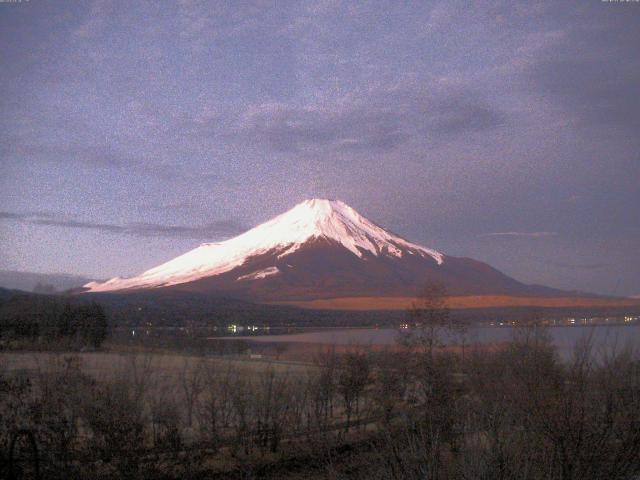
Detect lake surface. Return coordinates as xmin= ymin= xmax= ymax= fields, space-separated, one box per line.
xmin=219 ymin=325 xmax=640 ymax=354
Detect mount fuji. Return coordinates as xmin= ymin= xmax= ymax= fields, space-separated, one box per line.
xmin=83 ymin=199 xmax=566 ymax=302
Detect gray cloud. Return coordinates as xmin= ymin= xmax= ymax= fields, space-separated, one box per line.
xmin=527 ymin=58 xmax=640 ymax=131
xmin=427 ymin=96 xmax=506 ymax=135
xmin=523 ymin=8 xmax=640 ymax=134
xmin=239 ymin=103 xmax=403 ymax=153
xmin=237 ymin=86 xmax=506 ymax=154
xmin=0 ymin=211 xmax=247 ymax=239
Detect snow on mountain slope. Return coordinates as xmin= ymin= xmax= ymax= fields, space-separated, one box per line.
xmin=84 ymin=199 xmax=443 ymax=292
xmin=237 ymin=266 xmax=280 ymax=281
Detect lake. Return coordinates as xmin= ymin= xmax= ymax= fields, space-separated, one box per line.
xmin=216 ymin=324 xmax=640 ymax=355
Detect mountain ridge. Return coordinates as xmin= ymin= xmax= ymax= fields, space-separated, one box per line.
xmin=83 ymin=199 xmax=588 ymax=301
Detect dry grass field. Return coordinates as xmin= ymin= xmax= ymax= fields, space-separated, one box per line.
xmin=0 ymin=350 xmax=312 ymax=383
xmin=274 ymin=295 xmax=640 ymax=311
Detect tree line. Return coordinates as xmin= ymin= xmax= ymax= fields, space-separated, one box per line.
xmin=0 ymin=294 xmax=108 ymax=349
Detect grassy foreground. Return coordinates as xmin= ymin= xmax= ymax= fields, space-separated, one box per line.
xmin=3 ymin=326 xmax=640 ymax=479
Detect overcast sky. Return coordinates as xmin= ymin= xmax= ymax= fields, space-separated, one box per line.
xmin=1 ymin=0 xmax=638 ymax=296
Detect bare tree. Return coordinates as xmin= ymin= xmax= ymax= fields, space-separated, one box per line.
xmin=180 ymin=357 xmax=204 ymax=428
xmin=254 ymin=367 xmax=292 ymax=454
xmin=83 ymin=377 xmax=146 ymax=479
xmin=338 ymin=349 xmax=371 ymax=432
xmin=122 ymin=351 xmax=156 ymax=405
xmin=199 ymin=361 xmax=236 ymax=452
xmin=402 ymin=283 xmax=451 ymax=358
xmin=229 ymin=375 xmax=253 ymax=456
xmin=372 ymin=350 xmax=410 ymax=426
xmin=149 ymin=391 xmax=181 ymax=452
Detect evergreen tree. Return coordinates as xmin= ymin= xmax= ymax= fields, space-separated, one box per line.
xmin=57 ymin=303 xmax=75 ymax=337
xmin=87 ymin=302 xmax=108 ymax=348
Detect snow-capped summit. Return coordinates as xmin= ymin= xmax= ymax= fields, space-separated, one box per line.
xmin=84 ymin=199 xmax=443 ymax=293
xmin=252 ymin=199 xmax=443 ymax=262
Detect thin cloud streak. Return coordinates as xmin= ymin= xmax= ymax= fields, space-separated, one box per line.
xmin=0 ymin=211 xmax=247 ymax=240
xmin=478 ymin=231 xmax=558 ymax=238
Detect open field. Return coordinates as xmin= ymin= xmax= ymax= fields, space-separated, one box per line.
xmin=0 ymin=350 xmax=312 ymax=382
xmin=274 ymin=295 xmax=640 ymax=310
